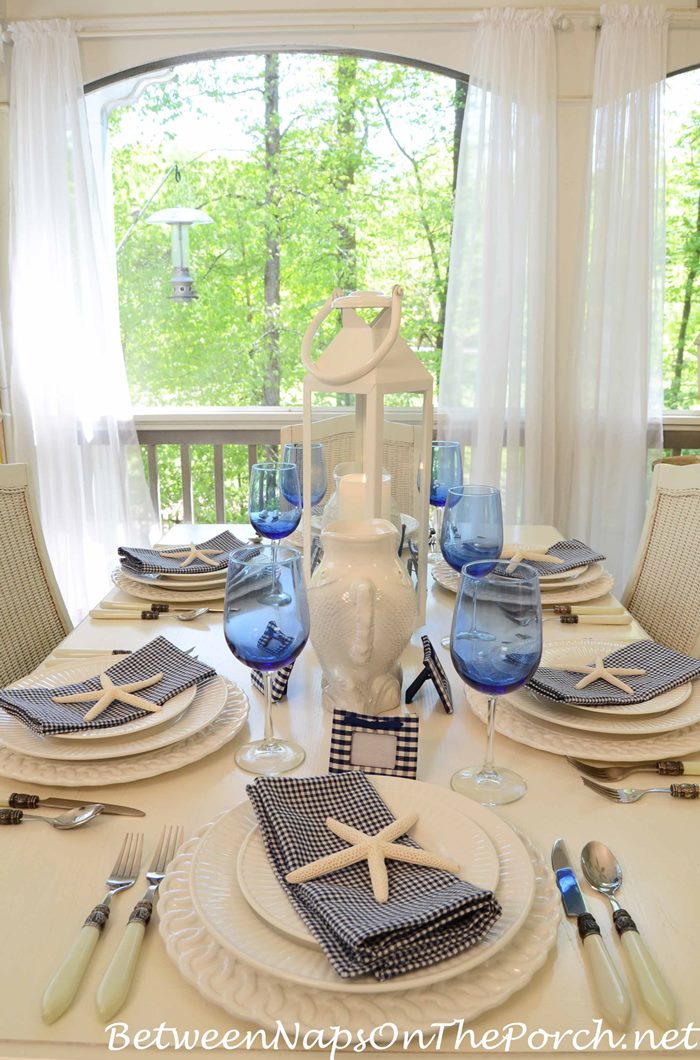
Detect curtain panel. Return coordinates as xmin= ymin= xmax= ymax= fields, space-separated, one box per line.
xmin=438 ymin=8 xmax=558 ymax=526
xmin=7 ymin=19 xmax=156 ymax=618
xmin=563 ymin=4 xmax=668 ymax=587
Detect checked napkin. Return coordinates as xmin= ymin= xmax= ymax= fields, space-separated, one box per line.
xmin=0 ymin=637 xmax=216 ymax=735
xmin=519 ymin=539 xmax=605 ymax=576
xmin=119 ymin=530 xmax=244 ymax=575
xmin=528 ymin=639 xmax=700 ymax=706
xmin=247 ymin=772 xmax=501 ymax=981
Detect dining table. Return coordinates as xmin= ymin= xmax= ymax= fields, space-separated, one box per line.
xmin=1 ymin=523 xmax=698 ymax=1060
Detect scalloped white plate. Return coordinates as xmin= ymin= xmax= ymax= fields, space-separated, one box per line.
xmin=0 ymin=677 xmax=227 ymax=760
xmin=432 ymin=561 xmax=614 ymax=604
xmin=189 ymin=776 xmax=534 ymax=993
xmin=111 ymin=568 xmax=225 ymax=602
xmin=0 ymin=680 xmax=248 ymax=785
xmin=158 ymin=812 xmax=559 ymax=1034
xmin=235 ymin=786 xmax=501 ymax=948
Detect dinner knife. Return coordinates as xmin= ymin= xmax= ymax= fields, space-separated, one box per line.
xmin=0 ymin=792 xmax=144 ymax=817
xmin=551 ymin=839 xmax=630 ymax=1028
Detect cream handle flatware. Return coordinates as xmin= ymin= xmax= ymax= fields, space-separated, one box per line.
xmin=542 ymin=605 xmax=625 ymax=615
xmin=557 ymin=614 xmax=632 ymax=626
xmin=89 ymin=609 xmax=159 ymax=621
xmin=96 ymin=903 xmax=150 ymax=1020
xmin=42 ymin=916 xmax=105 ymax=1023
xmin=616 ymin=915 xmax=676 ymax=1029
xmin=581 ymin=930 xmax=631 ymax=1028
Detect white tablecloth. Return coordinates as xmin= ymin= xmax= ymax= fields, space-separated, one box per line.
xmin=1 ymin=525 xmax=698 ymax=1059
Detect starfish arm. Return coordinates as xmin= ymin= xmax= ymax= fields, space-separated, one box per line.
xmin=375 ymin=814 xmax=418 ymax=844
xmin=383 ymin=843 xmax=460 ymax=874
xmin=574 ymin=672 xmax=600 ymax=690
xmin=367 ymin=844 xmax=389 ymax=903
xmin=52 ymin=689 xmax=105 ymax=704
xmin=83 ymin=693 xmax=115 ymax=722
xmin=609 ymin=667 xmax=647 ymax=677
xmin=549 ymin=664 xmax=595 ymax=675
xmin=601 ymin=673 xmax=635 ymax=694
xmin=285 ymin=845 xmax=368 ymax=884
xmin=114 ymin=692 xmax=163 ymax=713
xmin=325 ymin=817 xmax=373 ymax=846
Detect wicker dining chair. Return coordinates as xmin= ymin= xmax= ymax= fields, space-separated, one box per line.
xmin=0 ymin=463 xmax=72 ymax=685
xmin=279 ymin=413 xmax=422 ymax=518
xmin=622 ymin=462 xmax=700 ymax=657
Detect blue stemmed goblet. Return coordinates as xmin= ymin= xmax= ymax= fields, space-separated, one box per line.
xmin=225 ymin=545 xmax=309 ymax=775
xmin=282 ymin=442 xmax=327 ymax=508
xmin=417 ymin=441 xmax=463 ymax=558
xmin=440 ymin=484 xmax=503 ymax=644
xmin=249 ymin=461 xmax=302 ymax=604
xmin=450 ymin=560 xmax=542 ymax=805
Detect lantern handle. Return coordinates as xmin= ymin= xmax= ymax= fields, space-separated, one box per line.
xmin=301 ymin=285 xmax=403 ymax=386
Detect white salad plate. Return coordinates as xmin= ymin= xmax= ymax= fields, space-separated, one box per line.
xmin=112 ymin=568 xmax=225 ymax=602
xmin=0 ymin=677 xmax=227 ymax=760
xmin=159 ymin=810 xmax=559 ymax=1034
xmin=120 ymin=567 xmax=227 ymax=589
xmin=235 ymin=786 xmax=501 ymax=948
xmin=431 ymin=561 xmax=614 ymax=604
xmin=507 ymin=684 xmax=698 ymax=735
xmin=5 ymin=659 xmax=197 ymax=740
xmin=529 ymin=640 xmax=693 ymax=717
xmin=539 ymin=562 xmax=603 ymax=589
xmin=0 ymin=680 xmax=248 ymax=785
xmin=189 ymin=775 xmax=535 ymax=994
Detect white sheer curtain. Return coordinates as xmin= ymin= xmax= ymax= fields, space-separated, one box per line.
xmin=564 ymin=5 xmax=667 ymax=586
xmin=8 ymin=19 xmax=157 ymax=619
xmin=438 ymin=9 xmax=557 ymax=525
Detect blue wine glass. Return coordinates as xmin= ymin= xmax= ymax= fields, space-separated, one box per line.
xmin=450 ymin=561 xmax=542 ymax=805
xmin=440 ymin=485 xmax=503 ymax=576
xmin=225 ymin=545 xmax=309 ymax=775
xmin=282 ymin=442 xmax=327 ymax=508
xmin=418 ymin=441 xmax=463 ymax=557
xmin=249 ymin=461 xmax=302 ymax=604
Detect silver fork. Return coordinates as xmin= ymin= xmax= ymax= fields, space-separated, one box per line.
xmin=566 ymin=755 xmax=700 ymax=781
xmin=42 ymin=831 xmax=143 ymax=1023
xmin=96 ymin=824 xmax=184 ymax=1020
xmin=582 ymin=776 xmax=700 ymax=803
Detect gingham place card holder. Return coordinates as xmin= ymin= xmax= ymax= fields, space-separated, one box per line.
xmin=405 ymin=635 xmax=453 ymax=714
xmin=251 ymin=664 xmax=295 ymax=703
xmin=329 ymin=709 xmax=419 ymax=779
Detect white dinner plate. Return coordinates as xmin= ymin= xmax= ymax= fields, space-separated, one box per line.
xmin=189 ymin=775 xmax=535 ymax=994
xmin=506 ymin=684 xmax=698 ymax=735
xmin=529 ymin=640 xmax=694 ymax=716
xmin=5 ymin=659 xmax=197 ymax=740
xmin=539 ymin=562 xmax=603 ymax=590
xmin=0 ymin=679 xmax=249 ymax=785
xmin=120 ymin=567 xmax=227 ymax=590
xmin=431 ymin=560 xmax=615 ymax=605
xmin=0 ymin=676 xmax=227 ymax=760
xmin=111 ymin=568 xmax=225 ymax=602
xmin=538 ymin=564 xmax=588 ymax=583
xmin=235 ymin=788 xmax=501 ymax=948
xmin=160 ymin=811 xmax=558 ymax=1034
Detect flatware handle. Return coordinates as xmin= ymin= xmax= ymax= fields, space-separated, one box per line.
xmin=559 ymin=614 xmax=631 ymax=625
xmin=1 ymin=791 xmax=41 ymax=808
xmin=89 ymin=609 xmax=159 ymax=620
xmin=669 ymin=783 xmax=700 ymax=798
xmin=0 ymin=807 xmax=24 ymax=823
xmin=658 ymin=760 xmax=700 ymax=777
xmin=42 ymin=906 xmax=110 ymax=1023
xmin=613 ymin=910 xmax=676 ymax=1029
xmin=580 ymin=919 xmax=630 ymax=1028
xmin=96 ymin=900 xmax=152 ymax=1020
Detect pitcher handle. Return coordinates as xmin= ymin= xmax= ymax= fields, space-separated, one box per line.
xmin=349 ymin=579 xmax=375 ymax=666
xmin=301 ymin=285 xmax=403 ymax=386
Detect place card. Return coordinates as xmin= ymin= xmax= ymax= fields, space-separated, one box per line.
xmin=329 ymin=709 xmax=419 ymax=779
xmin=405 ymin=635 xmax=453 ymax=714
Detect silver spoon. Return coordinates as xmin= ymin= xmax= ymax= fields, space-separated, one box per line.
xmin=176 ymin=606 xmax=235 ymax=621
xmin=581 ymin=841 xmax=676 ymax=1029
xmin=0 ymin=804 xmax=104 ymax=828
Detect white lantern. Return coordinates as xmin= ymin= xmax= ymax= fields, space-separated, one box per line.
xmin=146 ymin=207 xmax=212 ymax=302
xmin=300 ymin=286 xmax=433 ymax=622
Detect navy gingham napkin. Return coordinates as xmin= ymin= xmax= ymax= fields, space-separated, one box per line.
xmin=0 ymin=637 xmax=216 ymax=735
xmin=527 ymin=639 xmax=700 ymax=706
xmin=247 ymin=772 xmax=501 ymax=981
xmin=119 ymin=531 xmax=244 ymax=575
xmin=515 ymin=539 xmax=606 ymax=576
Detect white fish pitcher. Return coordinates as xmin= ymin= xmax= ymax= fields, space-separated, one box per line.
xmin=308 ymin=518 xmax=416 ymax=714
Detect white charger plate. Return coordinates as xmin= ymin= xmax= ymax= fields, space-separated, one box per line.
xmin=0 ymin=679 xmax=248 ymax=785
xmin=159 ymin=813 xmax=559 ymax=1034
xmin=0 ymin=676 xmax=228 ymax=760
xmin=111 ymin=568 xmax=225 ymax=603
xmin=236 ymin=788 xmax=501 ymax=948
xmin=120 ymin=568 xmax=227 ymax=590
xmin=539 ymin=562 xmax=603 ymax=590
xmin=506 ymin=684 xmax=698 ymax=735
xmin=469 ymin=688 xmax=700 ymax=760
xmin=529 ymin=640 xmax=694 ymax=717
xmin=189 ymin=775 xmax=535 ymax=994
xmin=5 ymin=659 xmax=197 ymax=740
xmin=431 ymin=560 xmax=615 ymax=605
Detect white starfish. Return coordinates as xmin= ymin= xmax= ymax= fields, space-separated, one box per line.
xmin=551 ymin=657 xmax=646 ymax=695
xmin=156 ymin=542 xmax=224 ymax=568
xmin=52 ymin=672 xmax=165 ymax=722
xmin=501 ymin=545 xmax=564 ymax=575
xmin=285 ymin=813 xmax=459 ymax=904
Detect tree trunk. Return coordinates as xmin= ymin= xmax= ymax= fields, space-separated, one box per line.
xmin=435 ymin=79 xmax=469 ymax=355
xmin=262 ymin=54 xmax=281 ymax=407
xmin=672 ymin=188 xmax=700 ymax=401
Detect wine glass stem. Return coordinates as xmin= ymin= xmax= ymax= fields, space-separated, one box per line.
xmin=481 ymin=695 xmax=499 ymax=776
xmin=435 ymin=505 xmax=443 ymax=549
xmin=262 ymin=670 xmax=275 ymax=746
xmin=271 ymin=540 xmax=279 ymax=596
